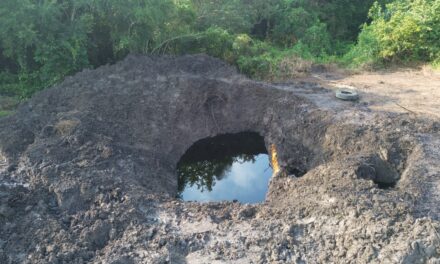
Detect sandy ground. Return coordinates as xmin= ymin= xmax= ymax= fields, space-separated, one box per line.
xmin=309 ymin=66 xmax=440 ymax=119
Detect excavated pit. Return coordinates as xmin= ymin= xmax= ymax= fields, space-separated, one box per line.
xmin=176 ymin=132 xmax=273 ymax=203
xmin=0 ymin=55 xmax=439 ymax=263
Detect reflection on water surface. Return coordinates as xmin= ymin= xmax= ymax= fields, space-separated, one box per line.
xmin=177 ymin=132 xmax=273 ymax=203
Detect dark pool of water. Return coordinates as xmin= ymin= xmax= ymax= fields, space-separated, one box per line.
xmin=177 ymin=132 xmax=273 ymax=204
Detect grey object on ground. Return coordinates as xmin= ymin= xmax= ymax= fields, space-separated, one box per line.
xmin=336 ymin=88 xmax=359 ymax=101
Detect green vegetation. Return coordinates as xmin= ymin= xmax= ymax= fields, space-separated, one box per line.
xmin=0 ymin=111 xmax=12 ymax=118
xmin=343 ymin=0 xmax=440 ymax=67
xmin=1 ymin=0 xmax=439 ymax=97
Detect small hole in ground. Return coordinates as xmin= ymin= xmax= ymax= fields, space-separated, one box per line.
xmin=375 ymin=181 xmax=397 ymax=190
xmin=286 ymin=167 xmax=307 ymax=177
xmin=355 ymin=155 xmax=400 ymax=190
xmin=176 ymin=132 xmax=273 ymax=203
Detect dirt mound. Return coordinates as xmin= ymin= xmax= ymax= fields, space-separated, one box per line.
xmin=0 ymin=55 xmax=439 ymax=263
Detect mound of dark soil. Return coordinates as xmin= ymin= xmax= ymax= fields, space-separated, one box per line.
xmin=0 ymin=55 xmax=439 ymax=263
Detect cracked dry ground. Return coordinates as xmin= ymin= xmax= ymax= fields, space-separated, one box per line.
xmin=0 ymin=55 xmax=439 ymax=263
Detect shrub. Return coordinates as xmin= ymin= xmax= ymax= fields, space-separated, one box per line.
xmin=349 ymin=0 xmax=440 ymax=66
xmin=276 ymin=55 xmax=312 ymax=79
xmin=271 ymin=7 xmax=316 ymax=47
xmin=301 ymin=23 xmax=332 ymax=56
xmin=237 ymin=55 xmax=274 ymax=80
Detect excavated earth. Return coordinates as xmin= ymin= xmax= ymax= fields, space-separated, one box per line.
xmin=0 ymin=55 xmax=440 ymax=264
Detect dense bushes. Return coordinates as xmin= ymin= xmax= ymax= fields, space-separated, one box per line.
xmin=0 ymin=0 xmax=193 ymax=97
xmin=0 ymin=0 xmax=438 ymax=97
xmin=0 ymin=0 xmax=90 ymax=96
xmin=345 ymin=0 xmax=440 ymax=67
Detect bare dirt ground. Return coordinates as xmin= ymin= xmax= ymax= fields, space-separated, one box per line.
xmin=310 ymin=66 xmax=440 ymax=119
xmin=0 ymin=56 xmax=439 ymax=264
